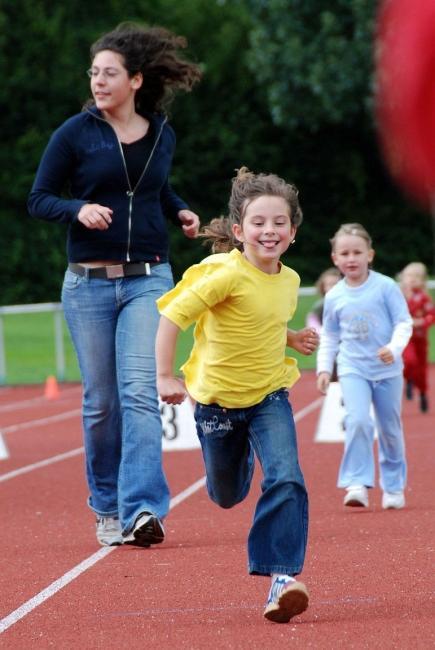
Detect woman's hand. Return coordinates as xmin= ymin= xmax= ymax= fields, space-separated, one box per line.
xmin=77 ymin=203 xmax=113 ymax=230
xmin=178 ymin=209 xmax=200 ymax=238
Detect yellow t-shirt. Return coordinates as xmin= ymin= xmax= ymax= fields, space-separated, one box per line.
xmin=157 ymin=249 xmax=300 ymax=408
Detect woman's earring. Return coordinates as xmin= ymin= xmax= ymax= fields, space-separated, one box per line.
xmin=291 ymin=239 xmax=296 ymax=245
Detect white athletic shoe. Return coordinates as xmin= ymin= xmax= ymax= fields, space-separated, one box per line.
xmin=382 ymin=491 xmax=405 ymax=510
xmin=263 ymin=576 xmax=309 ymax=623
xmin=343 ymin=485 xmax=369 ymax=508
xmin=96 ymin=516 xmax=123 ymax=546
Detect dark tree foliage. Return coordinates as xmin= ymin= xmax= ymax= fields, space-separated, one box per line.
xmin=245 ymin=0 xmax=375 ymax=130
xmin=0 ymin=0 xmax=433 ymax=305
xmin=244 ymin=0 xmax=433 ymax=278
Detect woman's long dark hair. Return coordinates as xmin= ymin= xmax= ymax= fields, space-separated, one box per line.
xmin=86 ymin=22 xmax=201 ymax=114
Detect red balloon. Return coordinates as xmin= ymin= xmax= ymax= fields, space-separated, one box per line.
xmin=375 ymin=0 xmax=435 ymax=209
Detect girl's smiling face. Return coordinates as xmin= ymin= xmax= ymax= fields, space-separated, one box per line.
xmin=232 ymin=194 xmax=295 ymax=274
xmin=331 ymin=234 xmax=374 ymax=286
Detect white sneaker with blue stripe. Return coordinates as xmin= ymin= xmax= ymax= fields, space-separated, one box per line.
xmin=263 ymin=575 xmax=309 ymax=623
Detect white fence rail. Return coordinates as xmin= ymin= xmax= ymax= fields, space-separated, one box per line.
xmin=1 ymin=280 xmax=434 ymax=385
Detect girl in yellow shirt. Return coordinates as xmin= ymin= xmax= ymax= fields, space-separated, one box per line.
xmin=156 ymin=167 xmax=318 ymax=623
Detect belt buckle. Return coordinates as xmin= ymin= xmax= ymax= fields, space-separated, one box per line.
xmin=106 ymin=264 xmax=124 ymax=279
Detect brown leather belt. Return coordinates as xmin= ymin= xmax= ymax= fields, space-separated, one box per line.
xmin=68 ymin=261 xmax=159 ymax=279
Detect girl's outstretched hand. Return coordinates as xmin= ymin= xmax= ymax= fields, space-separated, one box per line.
xmin=287 ymin=327 xmax=319 ymax=355
xmin=157 ymin=375 xmax=187 ymax=405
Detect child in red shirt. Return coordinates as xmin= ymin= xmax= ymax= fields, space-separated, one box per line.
xmin=399 ymin=262 xmax=435 ymax=412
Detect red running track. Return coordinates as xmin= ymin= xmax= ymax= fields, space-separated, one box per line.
xmin=0 ymin=371 xmax=434 ymax=648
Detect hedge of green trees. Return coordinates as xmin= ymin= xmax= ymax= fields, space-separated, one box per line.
xmin=1 ymin=0 xmax=433 ymax=305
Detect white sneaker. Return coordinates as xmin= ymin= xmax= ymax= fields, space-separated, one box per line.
xmin=263 ymin=576 xmax=309 ymax=623
xmin=382 ymin=491 xmax=405 ymax=510
xmin=96 ymin=516 xmax=123 ymax=546
xmin=343 ymin=485 xmax=369 ymax=508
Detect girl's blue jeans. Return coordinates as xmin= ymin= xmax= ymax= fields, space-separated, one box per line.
xmin=194 ymin=389 xmax=308 ymax=576
xmin=338 ymin=374 xmax=407 ymax=492
xmin=61 ymin=264 xmax=173 ymax=534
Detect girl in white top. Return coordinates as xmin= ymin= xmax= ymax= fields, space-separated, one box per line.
xmin=317 ymin=223 xmax=412 ymax=510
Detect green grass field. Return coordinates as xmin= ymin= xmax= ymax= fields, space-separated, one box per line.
xmin=1 ymin=293 xmax=434 ymax=385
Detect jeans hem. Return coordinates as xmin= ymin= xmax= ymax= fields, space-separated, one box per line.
xmin=87 ymin=496 xmax=118 ymax=518
xmin=91 ymin=508 xmax=119 ymax=518
xmin=124 ymin=507 xmax=168 ymax=535
xmin=249 ymin=564 xmax=303 ymax=576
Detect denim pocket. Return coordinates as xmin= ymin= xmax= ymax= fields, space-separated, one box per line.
xmin=195 ymin=403 xmax=236 ymax=438
xmin=150 ymin=262 xmax=173 ymax=287
xmin=62 ymin=268 xmax=85 ymax=289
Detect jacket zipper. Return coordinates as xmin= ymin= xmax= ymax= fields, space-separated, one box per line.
xmin=88 ymin=110 xmax=167 ymax=262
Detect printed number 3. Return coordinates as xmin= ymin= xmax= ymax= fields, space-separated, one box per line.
xmin=160 ymin=403 xmax=178 ymax=440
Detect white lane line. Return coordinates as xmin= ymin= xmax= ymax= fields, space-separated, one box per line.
xmin=0 ymin=386 xmax=82 ymax=413
xmin=294 ymin=396 xmax=324 ymax=422
xmin=0 ymin=548 xmax=114 ymax=634
xmin=0 ymin=448 xmax=84 ymax=483
xmin=0 ymin=474 xmax=207 ymax=634
xmin=2 ymin=409 xmax=81 ymax=435
xmin=0 ymin=398 xmax=324 ymax=484
xmin=0 ymin=410 xmax=81 ymax=470
xmin=169 ymin=477 xmax=207 ymax=508
xmin=0 ymin=432 xmax=9 ymax=460
xmin=0 ymin=398 xmax=322 ymax=634
xmin=0 ymin=397 xmax=322 ymax=633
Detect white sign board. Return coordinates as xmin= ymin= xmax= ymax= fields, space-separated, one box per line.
xmin=0 ymin=432 xmax=9 ymax=460
xmin=160 ymin=398 xmax=200 ymax=451
xmin=315 ymin=381 xmax=378 ymax=443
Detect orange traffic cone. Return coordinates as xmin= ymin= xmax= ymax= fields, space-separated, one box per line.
xmin=44 ymin=375 xmax=60 ymax=400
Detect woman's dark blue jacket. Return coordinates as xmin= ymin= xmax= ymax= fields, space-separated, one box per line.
xmin=27 ymin=107 xmax=188 ymax=263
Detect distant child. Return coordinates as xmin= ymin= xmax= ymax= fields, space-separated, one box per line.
xmin=316 ymin=223 xmax=412 ymax=510
xmin=156 ymin=167 xmax=319 ymax=623
xmin=306 ymin=267 xmax=341 ymax=332
xmin=399 ymin=262 xmax=435 ymax=412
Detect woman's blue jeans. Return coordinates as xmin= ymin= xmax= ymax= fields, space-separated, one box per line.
xmin=194 ymin=389 xmax=308 ymax=576
xmin=61 ymin=264 xmax=173 ymax=534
